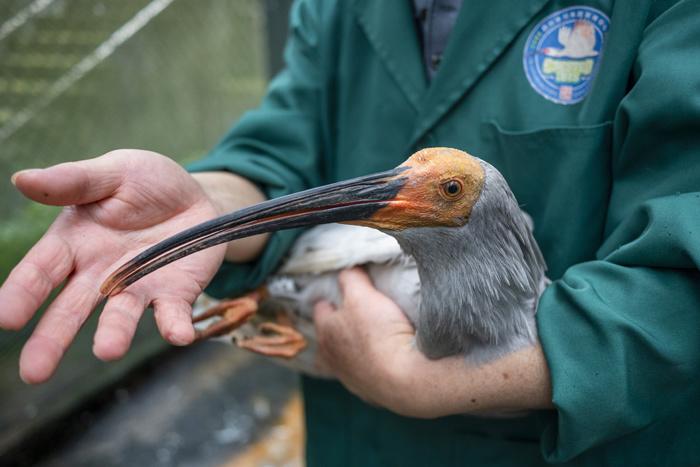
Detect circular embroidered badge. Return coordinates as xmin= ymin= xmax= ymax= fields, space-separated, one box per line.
xmin=523 ymin=6 xmax=610 ymax=105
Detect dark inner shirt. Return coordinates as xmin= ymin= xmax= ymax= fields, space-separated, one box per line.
xmin=412 ymin=0 xmax=464 ymax=81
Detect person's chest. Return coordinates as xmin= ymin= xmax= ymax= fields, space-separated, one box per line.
xmin=321 ymin=0 xmax=652 ymax=277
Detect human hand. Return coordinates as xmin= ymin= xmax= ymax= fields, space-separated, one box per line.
xmin=0 ymin=150 xmax=226 ymax=383
xmin=313 ymin=268 xmax=553 ymax=418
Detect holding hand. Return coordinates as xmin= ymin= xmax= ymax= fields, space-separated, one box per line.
xmin=314 ymin=268 xmax=553 ymax=418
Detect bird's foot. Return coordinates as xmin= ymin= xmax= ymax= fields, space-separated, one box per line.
xmin=236 ymin=322 xmax=307 ymax=359
xmin=193 ymin=292 xmax=260 ymax=341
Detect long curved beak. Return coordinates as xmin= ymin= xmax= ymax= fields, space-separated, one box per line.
xmin=100 ymin=167 xmax=408 ymax=296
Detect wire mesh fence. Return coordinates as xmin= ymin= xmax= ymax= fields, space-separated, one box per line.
xmin=0 ymin=0 xmax=291 ymax=461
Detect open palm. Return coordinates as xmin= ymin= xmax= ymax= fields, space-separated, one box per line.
xmin=0 ymin=150 xmax=226 ymax=383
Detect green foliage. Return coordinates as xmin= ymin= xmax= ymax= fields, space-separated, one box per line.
xmin=0 ymin=203 xmax=58 ymax=284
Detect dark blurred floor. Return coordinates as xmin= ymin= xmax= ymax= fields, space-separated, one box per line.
xmin=5 ymin=342 xmax=302 ymax=467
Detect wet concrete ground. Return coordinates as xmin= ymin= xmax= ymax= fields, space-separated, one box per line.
xmin=10 ymin=343 xmax=303 ymax=467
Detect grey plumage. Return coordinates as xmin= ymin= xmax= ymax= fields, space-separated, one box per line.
xmin=395 ymin=161 xmax=548 ymax=362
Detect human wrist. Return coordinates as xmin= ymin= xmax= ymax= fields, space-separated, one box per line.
xmin=190 ymin=172 xmax=259 ymax=215
xmin=190 ymin=171 xmax=269 ymax=262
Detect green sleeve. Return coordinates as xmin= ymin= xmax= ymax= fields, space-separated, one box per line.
xmin=537 ymin=2 xmax=700 ymax=464
xmin=187 ymin=0 xmax=323 ymax=298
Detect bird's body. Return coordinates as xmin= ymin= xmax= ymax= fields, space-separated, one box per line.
xmin=274 ymin=223 xmax=420 ymax=331
xmin=104 ymin=148 xmax=548 ymax=374
xmin=196 ymin=224 xmax=420 ymax=376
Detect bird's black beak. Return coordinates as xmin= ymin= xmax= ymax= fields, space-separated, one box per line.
xmin=100 ymin=167 xmax=408 ymax=296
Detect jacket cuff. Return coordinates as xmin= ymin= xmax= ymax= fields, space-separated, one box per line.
xmin=186 ymin=152 xmax=302 ymax=298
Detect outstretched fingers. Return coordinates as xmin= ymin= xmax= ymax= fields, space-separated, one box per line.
xmin=19 ymin=275 xmax=101 ymax=384
xmin=93 ymin=291 xmax=148 ymax=361
xmin=153 ymin=296 xmax=195 ymax=346
xmin=0 ymin=234 xmax=74 ymax=331
xmin=95 ymin=286 xmax=197 ymax=360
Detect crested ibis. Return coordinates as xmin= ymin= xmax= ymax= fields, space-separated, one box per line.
xmin=101 ymin=148 xmax=547 ymax=375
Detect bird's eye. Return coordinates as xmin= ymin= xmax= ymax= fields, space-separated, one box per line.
xmin=440 ymin=179 xmax=464 ymax=199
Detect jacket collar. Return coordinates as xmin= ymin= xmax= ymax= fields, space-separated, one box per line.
xmin=352 ymin=0 xmax=550 ymax=148
xmin=352 ymin=0 xmax=427 ymax=111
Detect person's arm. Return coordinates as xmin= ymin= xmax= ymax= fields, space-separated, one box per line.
xmin=313 ymin=268 xmax=552 ymax=418
xmin=535 ymin=2 xmax=700 ymax=461
xmin=314 ymin=1 xmax=700 ymax=464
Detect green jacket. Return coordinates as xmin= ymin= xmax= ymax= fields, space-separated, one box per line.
xmin=188 ymin=0 xmax=700 ymax=465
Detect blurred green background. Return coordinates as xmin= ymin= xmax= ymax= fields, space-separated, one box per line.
xmin=0 ymin=0 xmax=292 ymax=462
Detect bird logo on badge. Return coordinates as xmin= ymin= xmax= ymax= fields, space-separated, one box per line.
xmin=523 ymin=6 xmax=610 ymax=105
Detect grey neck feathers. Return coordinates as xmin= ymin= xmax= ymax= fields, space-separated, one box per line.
xmin=393 ymin=162 xmax=547 ymax=362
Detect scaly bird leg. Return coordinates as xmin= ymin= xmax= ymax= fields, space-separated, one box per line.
xmin=193 ymin=292 xmax=261 ymax=341
xmin=237 ymin=321 xmax=307 ymax=359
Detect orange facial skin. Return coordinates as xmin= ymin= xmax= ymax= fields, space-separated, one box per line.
xmin=352 ymin=147 xmax=485 ymax=231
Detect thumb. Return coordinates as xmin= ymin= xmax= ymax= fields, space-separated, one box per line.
xmin=337 ymin=267 xmax=375 ymax=302
xmin=338 ymin=267 xmax=414 ymax=329
xmin=11 ymin=155 xmax=123 ymax=206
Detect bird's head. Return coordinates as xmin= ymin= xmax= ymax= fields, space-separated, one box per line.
xmin=100 ymin=148 xmax=509 ymax=296
xmin=350 ymin=147 xmax=484 ymax=231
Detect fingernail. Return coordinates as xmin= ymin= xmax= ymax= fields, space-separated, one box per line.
xmin=11 ymin=169 xmax=39 ymax=186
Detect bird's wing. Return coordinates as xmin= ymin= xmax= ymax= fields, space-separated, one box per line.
xmin=272 ymin=223 xmax=416 ymax=319
xmin=279 ymin=223 xmax=406 ymax=275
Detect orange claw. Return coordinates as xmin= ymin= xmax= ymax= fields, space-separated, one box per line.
xmin=193 ymin=294 xmax=260 ymax=341
xmin=237 ymin=322 xmax=307 ymax=359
